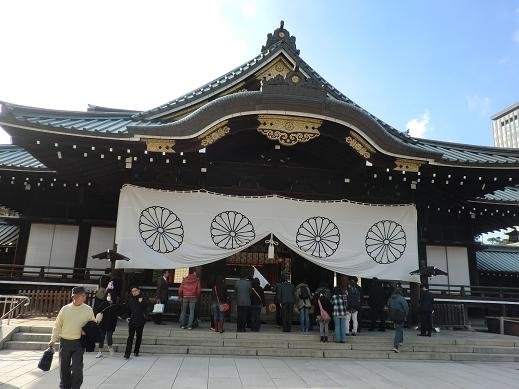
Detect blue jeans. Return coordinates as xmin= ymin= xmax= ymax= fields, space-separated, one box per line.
xmin=394 ymin=321 xmax=404 ymax=348
xmin=179 ymin=297 xmax=196 ymax=327
xmin=299 ymin=307 xmax=309 ymax=332
xmin=211 ymin=303 xmax=225 ymax=321
xmin=334 ymin=317 xmax=347 ymax=342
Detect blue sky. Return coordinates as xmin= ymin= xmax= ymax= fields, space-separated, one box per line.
xmin=1 ymin=0 xmax=519 ymax=147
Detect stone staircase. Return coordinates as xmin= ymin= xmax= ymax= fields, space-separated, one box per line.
xmin=4 ymin=325 xmax=519 ymax=362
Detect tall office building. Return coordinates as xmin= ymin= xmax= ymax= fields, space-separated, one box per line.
xmin=491 ymin=102 xmax=519 ymax=148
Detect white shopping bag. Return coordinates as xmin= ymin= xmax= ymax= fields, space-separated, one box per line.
xmin=152 ymin=303 xmax=165 ymax=314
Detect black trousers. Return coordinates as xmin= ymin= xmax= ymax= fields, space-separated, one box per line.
xmin=281 ymin=303 xmax=293 ymax=332
xmin=420 ymin=311 xmax=433 ymax=335
xmin=275 ymin=303 xmax=282 ymax=326
xmin=237 ymin=306 xmax=249 ymax=332
xmin=59 ymin=338 xmax=84 ymax=389
xmin=125 ymin=325 xmax=144 ymax=356
xmin=369 ymin=306 xmax=386 ymax=330
xmin=250 ymin=305 xmax=262 ymax=331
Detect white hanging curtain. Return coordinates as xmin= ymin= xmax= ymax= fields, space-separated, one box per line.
xmin=115 ymin=185 xmax=420 ymax=281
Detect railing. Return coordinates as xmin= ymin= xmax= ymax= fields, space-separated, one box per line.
xmin=17 ymin=289 xmax=96 ymax=318
xmin=0 ymin=295 xmax=30 ymax=326
xmin=0 ymin=264 xmax=107 ymax=282
xmin=427 ymin=283 xmax=519 ymax=301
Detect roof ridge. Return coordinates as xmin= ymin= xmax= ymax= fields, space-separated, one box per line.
xmin=413 ymin=137 xmax=519 ymax=155
xmin=1 ymin=101 xmax=136 ymax=119
xmin=132 ymin=40 xmax=285 ymax=120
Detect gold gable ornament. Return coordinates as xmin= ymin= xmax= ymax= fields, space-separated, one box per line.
xmin=199 ymin=121 xmax=231 ymax=147
xmin=145 ymin=139 xmax=176 ymax=153
xmin=394 ymin=158 xmax=424 ymax=172
xmin=255 ymin=57 xmax=292 ymax=81
xmin=257 ymin=115 xmax=322 ymax=146
xmin=345 ymin=131 xmax=375 ymax=160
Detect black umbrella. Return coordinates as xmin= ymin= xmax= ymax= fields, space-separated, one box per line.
xmin=92 ymin=250 xmax=130 ymax=276
xmin=410 ymin=266 xmax=448 ymax=278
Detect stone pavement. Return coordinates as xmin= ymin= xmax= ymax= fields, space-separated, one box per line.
xmin=1 ymin=349 xmax=519 ymax=389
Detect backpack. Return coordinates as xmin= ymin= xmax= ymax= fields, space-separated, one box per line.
xmin=348 ymin=285 xmax=360 ymax=309
xmin=390 ymin=308 xmax=405 ymax=323
xmin=299 ymin=286 xmax=310 ymax=300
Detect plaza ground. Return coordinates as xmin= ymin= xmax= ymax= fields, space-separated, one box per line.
xmin=1 ymin=349 xmax=519 ymax=389
xmin=1 ymin=318 xmax=519 ymax=388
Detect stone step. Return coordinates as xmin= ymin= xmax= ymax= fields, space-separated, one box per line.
xmin=11 ymin=332 xmax=519 ymax=353
xmin=5 ymin=338 xmax=519 ymax=363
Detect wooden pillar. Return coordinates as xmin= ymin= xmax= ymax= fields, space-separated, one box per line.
xmin=13 ymin=220 xmax=30 ymax=268
xmin=411 ymin=202 xmax=427 ymax=324
xmin=73 ymin=223 xmax=91 ymax=279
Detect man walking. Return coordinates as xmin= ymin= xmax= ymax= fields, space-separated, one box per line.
xmin=49 ymin=286 xmax=95 ymax=389
xmin=418 ymin=284 xmax=435 ymax=336
xmin=387 ymin=287 xmax=409 ymax=353
xmin=154 ymin=270 xmax=170 ymax=324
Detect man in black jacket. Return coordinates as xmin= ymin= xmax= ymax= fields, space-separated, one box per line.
xmin=368 ymin=278 xmax=386 ymax=331
xmin=278 ymin=273 xmax=295 ymax=332
xmin=124 ymin=286 xmax=150 ymax=358
xmin=418 ymin=284 xmax=435 ymax=336
xmin=154 ymin=270 xmax=169 ymax=324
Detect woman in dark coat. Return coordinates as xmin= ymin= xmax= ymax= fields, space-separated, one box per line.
xmin=95 ymin=295 xmax=120 ymax=358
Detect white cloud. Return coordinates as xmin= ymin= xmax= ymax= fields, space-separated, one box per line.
xmin=467 ymin=94 xmax=492 ymax=115
xmin=514 ymin=29 xmax=519 ymax=44
xmin=241 ymin=1 xmax=257 ymax=18
xmin=406 ymin=110 xmax=430 ymax=138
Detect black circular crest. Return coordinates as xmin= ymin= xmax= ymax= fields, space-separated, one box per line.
xmin=210 ymin=211 xmax=255 ymax=249
xmin=365 ymin=220 xmax=406 ymax=264
xmin=139 ymin=206 xmax=184 ymax=253
xmin=296 ymin=217 xmax=340 ymax=258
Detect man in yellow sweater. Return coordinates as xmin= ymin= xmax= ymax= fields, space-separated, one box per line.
xmin=49 ymin=286 xmax=95 ymax=389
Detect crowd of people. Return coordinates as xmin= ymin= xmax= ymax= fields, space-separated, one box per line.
xmin=49 ymin=271 xmax=434 ymax=388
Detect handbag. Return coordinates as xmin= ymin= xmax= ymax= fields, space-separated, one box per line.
xmin=152 ymin=303 xmax=165 ymax=314
xmin=38 ymin=347 xmax=54 ymax=371
xmin=215 ymin=286 xmax=230 ymax=313
xmin=318 ymin=299 xmax=331 ymax=321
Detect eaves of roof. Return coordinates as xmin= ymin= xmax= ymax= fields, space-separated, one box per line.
xmin=0 ymin=223 xmax=19 ymax=247
xmin=476 ymin=249 xmax=519 ymax=273
xmin=0 ymin=145 xmax=52 ymax=172
xmin=480 ymin=186 xmax=519 ymax=204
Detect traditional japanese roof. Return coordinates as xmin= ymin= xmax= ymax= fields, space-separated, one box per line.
xmin=0 ymin=145 xmax=51 ymax=172
xmin=1 ymin=22 xmax=519 ymax=168
xmin=0 ymin=223 xmax=18 ymax=247
xmin=482 ymin=186 xmax=519 ymax=203
xmin=476 ymin=247 xmax=519 ymax=273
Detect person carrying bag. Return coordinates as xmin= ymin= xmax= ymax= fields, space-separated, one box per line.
xmin=211 ymin=276 xmax=228 ymax=333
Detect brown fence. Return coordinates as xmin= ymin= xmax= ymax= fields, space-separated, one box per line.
xmin=17 ymin=289 xmax=96 ymax=318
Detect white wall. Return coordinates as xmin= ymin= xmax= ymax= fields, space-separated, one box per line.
xmin=86 ymin=227 xmax=115 ymax=270
xmin=25 ymin=223 xmax=79 ymax=273
xmin=426 ymin=245 xmax=470 ymax=287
